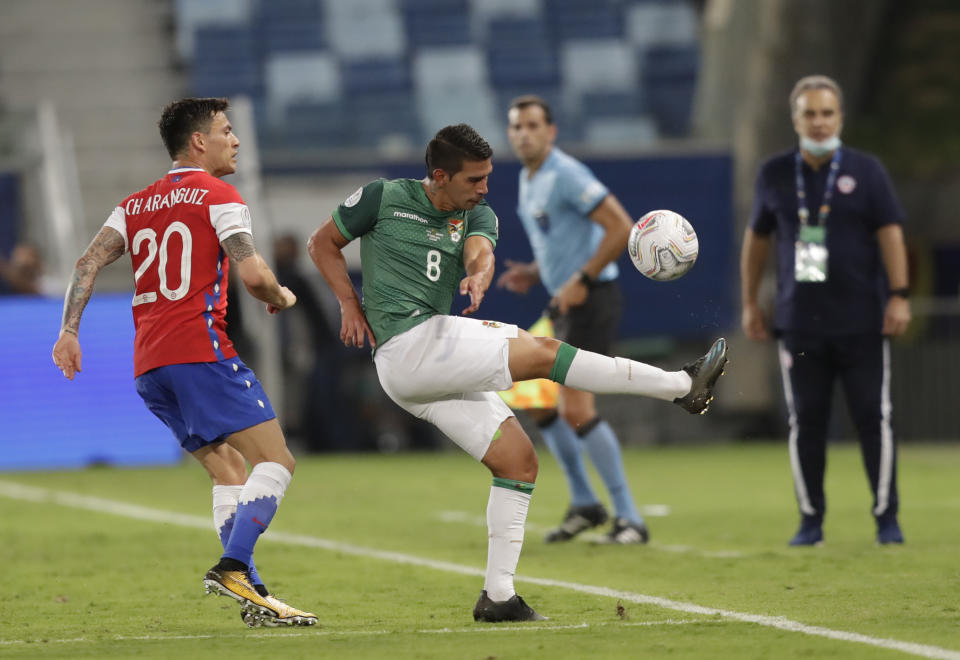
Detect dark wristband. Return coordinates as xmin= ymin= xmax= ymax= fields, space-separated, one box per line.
xmin=889 ymin=287 xmax=909 ymax=299
xmin=578 ymin=270 xmax=596 ymax=289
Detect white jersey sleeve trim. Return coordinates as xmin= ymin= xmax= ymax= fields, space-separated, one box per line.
xmin=209 ymin=202 xmax=253 ymax=242
xmin=103 ymin=206 xmax=128 ymax=252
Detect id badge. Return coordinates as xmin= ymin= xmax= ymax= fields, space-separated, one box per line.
xmin=795 ymin=225 xmax=828 ymax=282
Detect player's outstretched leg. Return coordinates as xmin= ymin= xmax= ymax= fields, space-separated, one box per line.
xmin=533 ymin=337 xmax=728 ymax=415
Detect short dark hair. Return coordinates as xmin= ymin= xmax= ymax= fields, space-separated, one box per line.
xmin=158 ymin=97 xmax=230 ymax=159
xmin=789 ymin=75 xmax=844 ymax=114
xmin=425 ymin=124 xmax=493 ymax=179
xmin=508 ymin=95 xmax=554 ymax=124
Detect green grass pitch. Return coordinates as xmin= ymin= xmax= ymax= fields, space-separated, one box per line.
xmin=1 ymin=442 xmax=959 ymax=659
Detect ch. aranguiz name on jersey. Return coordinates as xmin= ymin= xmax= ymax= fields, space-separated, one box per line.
xmin=104 ymin=167 xmax=254 ymax=377
xmin=123 ymin=186 xmax=210 ymax=215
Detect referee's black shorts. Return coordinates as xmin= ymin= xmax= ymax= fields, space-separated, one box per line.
xmin=551 ymin=280 xmax=622 ymax=357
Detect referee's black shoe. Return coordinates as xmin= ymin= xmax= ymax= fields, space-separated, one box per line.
xmin=674 ymin=337 xmax=728 ymax=414
xmin=473 ymin=591 xmax=547 ymax=622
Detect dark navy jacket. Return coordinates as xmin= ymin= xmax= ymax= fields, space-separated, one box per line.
xmin=749 ymin=146 xmax=904 ymax=335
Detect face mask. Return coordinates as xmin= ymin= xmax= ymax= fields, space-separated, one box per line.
xmin=800 ymin=135 xmax=841 ymax=158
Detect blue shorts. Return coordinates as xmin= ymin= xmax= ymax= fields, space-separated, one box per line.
xmin=135 ymin=357 xmax=276 ymax=453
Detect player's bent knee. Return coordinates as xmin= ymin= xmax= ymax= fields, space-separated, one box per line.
xmin=481 ymin=420 xmax=539 ymax=483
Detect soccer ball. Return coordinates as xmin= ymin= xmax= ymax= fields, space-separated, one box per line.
xmin=627 ymin=210 xmax=699 ymax=281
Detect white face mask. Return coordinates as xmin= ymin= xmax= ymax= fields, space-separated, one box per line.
xmin=800 ymin=135 xmax=841 ymax=158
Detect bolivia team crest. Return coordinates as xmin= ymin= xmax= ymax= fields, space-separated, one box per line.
xmin=447 ymin=218 xmax=464 ymax=243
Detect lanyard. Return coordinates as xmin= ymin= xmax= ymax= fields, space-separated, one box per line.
xmin=794 ymin=148 xmax=842 ymax=227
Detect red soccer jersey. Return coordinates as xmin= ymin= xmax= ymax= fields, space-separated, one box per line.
xmin=104 ymin=167 xmax=253 ymax=377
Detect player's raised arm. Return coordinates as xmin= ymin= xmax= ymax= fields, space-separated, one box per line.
xmin=221 ymin=232 xmax=296 ymax=314
xmin=307 ymin=217 xmax=375 ymax=348
xmin=460 ymin=234 xmax=495 ymax=315
xmin=52 ymin=226 xmax=126 ymax=379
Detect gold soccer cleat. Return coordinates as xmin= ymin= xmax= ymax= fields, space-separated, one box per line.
xmin=242 ymin=595 xmax=319 ymax=628
xmin=203 ymin=566 xmax=280 ymax=621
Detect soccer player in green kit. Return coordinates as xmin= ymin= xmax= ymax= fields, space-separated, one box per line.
xmin=307 ymin=124 xmax=728 ymax=622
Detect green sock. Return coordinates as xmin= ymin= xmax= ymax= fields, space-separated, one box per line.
xmin=548 ymin=342 xmax=578 ymax=384
xmin=492 ymin=477 xmax=535 ymax=495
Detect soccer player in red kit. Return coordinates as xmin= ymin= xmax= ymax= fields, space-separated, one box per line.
xmin=52 ymin=98 xmax=316 ymax=628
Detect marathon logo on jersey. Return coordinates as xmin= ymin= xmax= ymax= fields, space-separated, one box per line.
xmin=447 ymin=218 xmax=464 ymax=243
xmin=394 ymin=210 xmax=428 ymax=224
xmin=125 ymin=188 xmax=209 ymax=215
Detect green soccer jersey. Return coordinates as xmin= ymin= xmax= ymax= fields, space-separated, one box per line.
xmin=332 ymin=178 xmax=499 ymax=347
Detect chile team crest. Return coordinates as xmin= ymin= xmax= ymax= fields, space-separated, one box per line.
xmin=447 ymin=218 xmax=464 ymax=243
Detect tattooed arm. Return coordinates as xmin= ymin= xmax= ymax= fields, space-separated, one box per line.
xmin=221 ymin=231 xmax=296 ymax=314
xmin=52 ymin=226 xmax=126 ymax=380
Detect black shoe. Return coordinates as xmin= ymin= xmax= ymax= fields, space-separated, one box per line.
xmin=473 ymin=590 xmax=547 ymax=622
xmin=544 ymin=503 xmax=609 ymax=543
xmin=674 ymin=338 xmax=728 ymax=414
xmin=595 ymin=517 xmax=650 ymax=545
xmin=788 ymin=517 xmax=824 ymax=546
xmin=876 ymin=513 xmax=904 ymax=545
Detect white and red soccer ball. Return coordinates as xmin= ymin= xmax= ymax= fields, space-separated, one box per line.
xmin=627 ymin=209 xmax=699 ymax=281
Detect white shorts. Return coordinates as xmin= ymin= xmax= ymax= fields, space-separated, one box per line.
xmin=374 ymin=315 xmax=519 ymax=460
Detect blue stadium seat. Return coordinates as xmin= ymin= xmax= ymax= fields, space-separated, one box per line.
xmin=487 ymin=43 xmax=560 ymax=88
xmin=277 ymin=100 xmax=352 ymax=149
xmin=340 ymin=58 xmax=412 ymax=96
xmin=486 ymin=16 xmax=549 ymax=44
xmin=640 ymin=45 xmax=699 ymax=136
xmin=543 ymin=0 xmax=624 ymax=40
xmin=624 ymin=1 xmax=698 ymax=49
xmin=401 ymin=0 xmax=472 ymax=47
xmin=174 ymin=0 xmax=252 ymax=60
xmin=345 ymin=91 xmax=420 ymax=148
xmin=192 ymin=26 xmax=258 ymax=62
xmin=580 ymin=90 xmax=648 ymax=119
xmin=258 ymin=21 xmax=326 ymax=53
xmin=325 ymin=0 xmax=406 ymax=59
xmin=190 ymin=27 xmax=262 ymax=99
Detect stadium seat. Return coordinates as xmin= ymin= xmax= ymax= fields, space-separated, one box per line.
xmin=583 ymin=116 xmax=658 ymax=148
xmin=340 ymin=58 xmax=412 ymax=96
xmin=580 ymin=90 xmax=648 ymax=119
xmin=345 ymin=91 xmax=420 ymax=149
xmin=265 ymin=51 xmax=341 ymax=126
xmin=417 ymin=89 xmax=504 ymax=150
xmin=413 ymin=47 xmax=488 ymax=93
xmin=561 ymin=39 xmax=638 ymax=94
xmin=174 ymin=0 xmax=252 ymax=60
xmin=640 ymin=45 xmax=700 ymax=136
xmin=190 ymin=27 xmax=262 ymax=99
xmin=402 ymin=0 xmax=473 ymax=48
xmin=277 ymin=100 xmax=352 ymax=149
xmin=625 ymin=1 xmax=699 ymax=48
xmin=543 ymin=0 xmax=624 ymax=41
xmin=325 ymin=0 xmax=407 ymax=59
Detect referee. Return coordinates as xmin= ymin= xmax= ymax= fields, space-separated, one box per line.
xmin=741 ymin=75 xmax=912 ymax=546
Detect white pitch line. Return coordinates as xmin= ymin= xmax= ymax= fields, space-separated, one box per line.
xmin=0 ymin=619 xmax=703 ymax=646
xmin=436 ymin=510 xmax=744 ymax=559
xmin=1 ymin=479 xmax=958 ymax=660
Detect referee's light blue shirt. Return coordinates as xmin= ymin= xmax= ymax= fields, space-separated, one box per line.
xmin=516 ymin=147 xmax=617 ymax=295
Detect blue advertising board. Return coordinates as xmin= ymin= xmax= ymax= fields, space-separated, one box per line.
xmin=0 ymin=294 xmax=183 ymax=470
